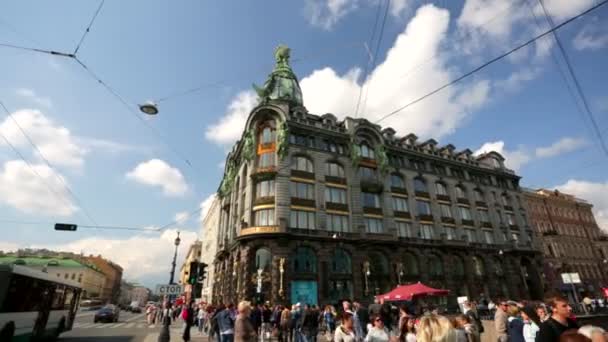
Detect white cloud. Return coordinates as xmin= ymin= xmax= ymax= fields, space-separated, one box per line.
xmin=174 ymin=211 xmax=190 ymax=224
xmin=23 ymin=229 xmax=199 ymax=282
xmin=535 ymin=137 xmax=587 ymax=158
xmin=496 ymin=67 xmax=542 ymax=92
xmin=474 ymin=136 xmax=587 ymax=171
xmin=126 ymin=159 xmax=188 ymax=197
xmin=15 ymin=88 xmax=52 ymax=108
xmin=0 ymin=160 xmax=77 ymax=216
xmin=390 ymin=0 xmax=411 ymax=17
xmin=78 ymin=137 xmax=147 ymax=155
xmin=555 ymin=180 xmax=608 ymax=233
xmin=204 ymin=91 xmax=257 ymax=146
xmin=539 ymin=0 xmax=594 ymax=21
xmin=303 ymin=0 xmax=358 ymax=30
xmin=573 ymin=20 xmax=608 ymax=51
xmin=200 ymin=194 xmax=217 ymax=222
xmin=0 ymin=109 xmax=86 ymax=168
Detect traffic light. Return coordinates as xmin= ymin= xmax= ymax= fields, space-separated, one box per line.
xmin=55 ymin=223 xmax=77 ymax=231
xmin=197 ymin=262 xmax=208 ymax=282
xmin=188 ymin=262 xmax=198 ymax=285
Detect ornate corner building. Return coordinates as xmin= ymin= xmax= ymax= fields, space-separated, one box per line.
xmin=211 ymin=47 xmax=544 ymax=307
xmin=524 ymin=189 xmax=608 ymax=298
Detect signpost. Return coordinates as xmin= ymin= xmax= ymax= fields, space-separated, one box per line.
xmin=561 ymin=273 xmax=586 ymax=314
xmin=155 ymin=284 xmax=183 ymax=296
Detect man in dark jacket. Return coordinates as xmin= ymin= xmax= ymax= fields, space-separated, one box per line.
xmin=536 ymin=296 xmax=579 ymax=342
xmin=301 ymin=304 xmax=320 ymax=342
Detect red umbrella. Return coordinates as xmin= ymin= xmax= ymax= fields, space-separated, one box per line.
xmin=376 ymin=282 xmax=450 ymax=302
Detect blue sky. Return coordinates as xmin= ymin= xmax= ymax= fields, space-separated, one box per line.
xmin=0 ymin=0 xmax=607 ymax=286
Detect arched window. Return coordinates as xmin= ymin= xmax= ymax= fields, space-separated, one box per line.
xmin=391 ymin=174 xmax=405 ymax=189
xmin=255 ymin=248 xmax=271 ymax=271
xmin=325 ymin=162 xmax=345 ymax=178
xmin=428 ymin=255 xmax=443 ymax=277
xmin=360 ymin=143 xmax=375 ymax=159
xmin=414 ymin=178 xmax=427 ymax=193
xmin=456 ymin=185 xmax=467 ymax=199
xmin=369 ymin=252 xmax=389 ymax=275
xmin=403 ymin=253 xmax=419 ymax=276
xmin=292 ymin=247 xmax=317 ymax=273
xmin=501 ymin=194 xmax=510 ymax=206
xmin=474 ymin=189 xmax=484 ymax=202
xmin=472 ymin=256 xmax=485 ymax=276
xmin=453 ymin=256 xmax=465 ymax=277
xmin=291 ymin=156 xmax=313 ymax=173
xmin=435 ymin=182 xmax=448 ymax=196
xmin=258 ymin=120 xmax=276 ymax=145
xmin=331 ymin=249 xmax=352 ymax=274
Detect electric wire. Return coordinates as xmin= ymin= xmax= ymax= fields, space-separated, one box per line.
xmin=73 ymin=0 xmax=105 ymax=55
xmin=375 ymin=0 xmax=608 ymax=124
xmin=0 ymin=42 xmax=74 ymax=58
xmin=536 ymin=0 xmax=608 ymax=157
xmin=0 ymin=101 xmax=99 ymax=227
xmin=354 ymin=0 xmax=384 ymax=118
xmin=359 ymin=0 xmax=391 ymax=117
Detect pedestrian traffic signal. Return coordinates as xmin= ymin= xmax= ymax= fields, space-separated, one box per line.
xmin=55 ymin=223 xmax=77 ymax=231
xmin=197 ymin=262 xmax=208 ymax=282
xmin=188 ymin=262 xmax=198 ymax=285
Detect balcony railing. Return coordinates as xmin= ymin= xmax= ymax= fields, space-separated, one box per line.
xmin=461 ymin=219 xmax=475 ymax=227
xmin=418 ymin=214 xmax=434 ymax=222
xmin=325 ymin=175 xmax=347 ymax=185
xmin=363 ymin=207 xmax=383 ymax=215
xmin=436 ymin=194 xmax=451 ymax=202
xmin=254 ymin=196 xmax=275 ymax=206
xmin=475 ymin=201 xmax=487 ymax=207
xmin=326 ymin=202 xmax=349 ymax=212
xmin=291 ymin=198 xmax=315 ymax=207
xmin=482 ymin=222 xmax=493 ymax=228
xmin=441 ymin=217 xmax=455 ymax=224
xmin=394 ymin=211 xmax=411 ymax=219
xmin=415 ymin=191 xmax=430 ymax=198
xmin=457 ymin=198 xmax=470 ymax=205
xmin=391 ymin=187 xmax=408 ymax=195
xmin=291 ymin=170 xmax=315 ymax=180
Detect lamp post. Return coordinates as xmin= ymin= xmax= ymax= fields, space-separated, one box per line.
xmin=169 ymin=231 xmax=181 ymax=284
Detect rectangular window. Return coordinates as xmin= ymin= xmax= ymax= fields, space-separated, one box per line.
xmin=326 ymin=163 xmax=345 ymax=178
xmin=257 ymin=152 xmax=276 ymax=168
xmin=359 ymin=167 xmax=376 ymax=180
xmin=363 ymin=192 xmax=381 ymax=208
xmin=506 ymin=213 xmax=516 ymax=225
xmin=411 ymin=160 xmax=426 ymax=171
xmin=289 ymin=210 xmax=315 ymax=229
xmin=325 ymin=187 xmax=347 ymax=204
xmin=420 ymin=224 xmax=434 ymax=239
xmin=254 ymin=209 xmax=275 ymax=226
xmin=416 ymin=200 xmax=432 ymax=216
xmin=451 ymin=168 xmax=465 ymax=179
xmin=484 ymin=230 xmax=494 ymax=244
xmin=459 ymin=206 xmax=472 ymax=220
xmin=478 ymin=209 xmax=489 ymax=222
xmin=397 ymin=222 xmax=412 ymax=237
xmin=440 ymin=204 xmax=452 ymax=218
xmin=327 ymin=214 xmax=349 ymax=232
xmin=444 ymin=226 xmax=456 ymax=240
xmin=435 ymin=183 xmax=448 ymax=196
xmin=290 ymin=181 xmax=315 ymax=199
xmin=364 ymin=218 xmax=383 ymax=234
xmin=464 ymin=228 xmax=476 ymax=242
xmin=392 ymin=197 xmax=409 ymax=212
xmin=256 ymin=180 xmax=275 ymax=198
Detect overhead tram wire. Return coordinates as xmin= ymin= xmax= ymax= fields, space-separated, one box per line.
xmin=0 ymin=101 xmax=99 ymax=227
xmin=523 ymin=0 xmax=600 ymax=154
xmin=73 ymin=0 xmax=105 ymax=55
xmin=354 ymin=0 xmax=384 ymax=118
xmin=536 ymin=0 xmax=608 ymax=157
xmin=375 ymin=0 xmax=608 ymax=125
xmin=359 ymin=0 xmax=391 ymax=117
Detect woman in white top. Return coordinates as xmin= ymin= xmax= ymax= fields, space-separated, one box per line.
xmin=398 ymin=315 xmax=417 ymax=342
xmin=520 ymin=306 xmax=540 ymax=342
xmin=365 ymin=314 xmax=391 ymax=342
xmin=335 ymin=311 xmax=357 ymax=342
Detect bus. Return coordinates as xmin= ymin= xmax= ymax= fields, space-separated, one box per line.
xmin=0 ymin=264 xmax=82 ymax=341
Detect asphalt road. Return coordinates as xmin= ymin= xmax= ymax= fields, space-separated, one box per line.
xmin=58 ymin=310 xmax=200 ymax=342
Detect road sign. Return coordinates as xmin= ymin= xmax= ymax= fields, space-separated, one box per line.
xmin=155 ymin=284 xmax=183 ymax=295
xmin=561 ymin=273 xmax=581 ymax=284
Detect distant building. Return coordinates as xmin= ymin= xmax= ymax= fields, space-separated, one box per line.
xmin=200 ymin=196 xmax=220 ymax=302
xmin=524 ymin=188 xmax=608 ymax=298
xmin=86 ymin=255 xmax=123 ymax=304
xmin=118 ymin=280 xmax=135 ymax=306
xmin=0 ymin=255 xmax=106 ymax=298
xmin=130 ymin=285 xmax=150 ymax=305
xmin=179 ymin=241 xmax=202 ymax=297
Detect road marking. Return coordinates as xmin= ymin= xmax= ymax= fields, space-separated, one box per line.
xmin=125 ymin=313 xmax=146 ymax=322
xmin=75 ymin=323 xmax=96 ymax=329
xmin=113 ymin=323 xmax=126 ymax=328
xmin=75 ymin=311 xmax=96 ymax=318
xmin=125 ymin=323 xmax=135 ymax=328
xmin=95 ymin=323 xmax=109 ymax=328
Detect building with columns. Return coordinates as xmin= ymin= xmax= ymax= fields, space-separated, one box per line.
xmin=211 ymin=46 xmax=544 ymax=308
xmin=524 ymin=188 xmax=608 ymax=298
xmin=201 ymin=196 xmax=220 ymax=302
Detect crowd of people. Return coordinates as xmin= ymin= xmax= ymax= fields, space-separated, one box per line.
xmin=156 ymin=295 xmax=607 ymax=342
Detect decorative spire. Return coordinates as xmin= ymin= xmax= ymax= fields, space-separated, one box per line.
xmin=252 ymin=45 xmax=303 ymax=107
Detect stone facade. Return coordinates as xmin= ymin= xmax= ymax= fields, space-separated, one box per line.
xmin=210 ymin=51 xmax=543 ymax=309
xmin=524 ymin=189 xmax=608 ymax=297
xmin=201 ymin=196 xmax=220 ymax=302
xmin=86 ymin=255 xmax=123 ymax=304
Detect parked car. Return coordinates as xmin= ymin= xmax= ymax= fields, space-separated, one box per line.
xmin=130 ymin=306 xmax=142 ymax=313
xmin=94 ymin=305 xmax=120 ymax=323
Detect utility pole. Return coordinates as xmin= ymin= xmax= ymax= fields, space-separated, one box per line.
xmin=169 ymin=231 xmax=181 ymax=284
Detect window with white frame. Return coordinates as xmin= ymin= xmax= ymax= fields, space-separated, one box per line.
xmin=416 ymin=200 xmax=432 ymax=216
xmin=483 ymin=230 xmax=494 ymax=244
xmin=363 ymin=192 xmax=381 ymax=208
xmin=360 ymin=143 xmax=375 ymax=159
xmin=254 ymin=209 xmax=275 ymax=226
xmin=440 ymin=204 xmax=453 ymax=218
xmin=397 ymin=221 xmax=412 ymax=237
xmin=392 ymin=197 xmax=409 ymax=212
xmin=325 ymin=162 xmax=345 ymax=178
xmin=464 ymin=228 xmax=476 ymax=242
xmin=459 ymin=206 xmax=472 ymax=220
xmin=327 ymin=214 xmax=349 ymax=232
xmin=478 ymin=209 xmax=490 ymax=223
xmin=289 ymin=210 xmax=315 ymax=229
xmin=325 ymin=187 xmax=347 ymax=204
xmin=444 ymin=226 xmax=456 ymax=240
xmin=256 ymin=180 xmax=275 ymax=198
xmin=435 ymin=182 xmax=448 ymax=196
xmin=290 ymin=181 xmax=315 ymax=199
xmin=506 ymin=213 xmax=516 ymax=226
xmin=420 ymin=224 xmax=434 ymax=240
xmin=364 ymin=218 xmax=383 ymax=233
xmin=291 ymin=156 xmax=314 ymax=172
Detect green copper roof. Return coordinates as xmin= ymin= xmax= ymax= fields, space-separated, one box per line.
xmin=253 ymin=45 xmax=303 ymax=107
xmin=0 ymin=256 xmax=85 ymax=268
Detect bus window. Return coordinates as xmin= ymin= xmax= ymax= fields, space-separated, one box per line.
xmin=63 ymin=288 xmax=74 ymax=310
xmin=51 ymin=285 xmax=65 ymax=310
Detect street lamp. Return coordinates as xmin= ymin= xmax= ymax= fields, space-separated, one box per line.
xmin=139 ymin=101 xmax=159 ymax=115
xmin=169 ymin=231 xmax=181 ymax=284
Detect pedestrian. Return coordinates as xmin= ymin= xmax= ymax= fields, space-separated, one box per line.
xmin=455 ymin=314 xmax=479 ymax=342
xmin=323 ymin=305 xmax=336 ymax=335
xmin=536 ymin=305 xmax=549 ymax=323
xmin=353 ymin=301 xmax=369 ymax=337
xmin=251 ymin=304 xmax=262 ymax=338
xmin=198 ymin=304 xmax=207 ymax=335
xmin=210 ymin=305 xmax=225 ymax=342
xmin=181 ymin=301 xmax=195 ymax=342
xmin=537 ymin=296 xmax=580 ymax=342
xmin=302 ymin=304 xmax=320 ymax=342
xmin=379 ymin=300 xmax=392 ymax=331
xmin=506 ymin=302 xmax=524 ymax=342
xmin=494 ymin=299 xmax=509 ymax=342
xmin=235 ymin=301 xmax=256 ymax=342
xmin=335 ymin=311 xmax=357 ymax=342
xmin=398 ymin=315 xmax=417 ymax=342
xmin=520 ymin=306 xmax=540 ymax=342
xmin=415 ymin=314 xmax=456 ymax=342
xmin=364 ymin=314 xmax=391 ymax=342
xmin=261 ymin=303 xmax=272 ymax=341
xmin=217 ymin=304 xmax=236 ymax=342
xmin=280 ymin=305 xmax=291 ymax=342
xmin=463 ymin=301 xmax=484 ymax=337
